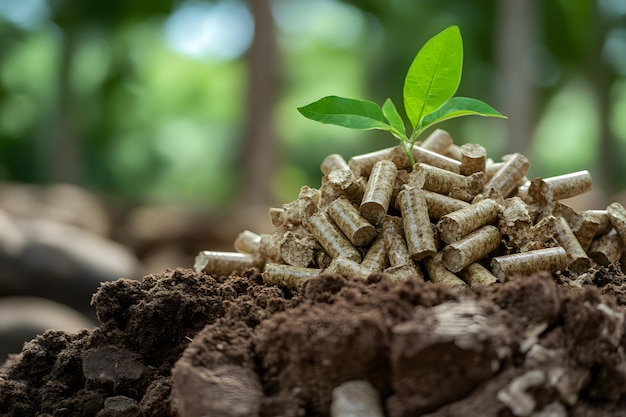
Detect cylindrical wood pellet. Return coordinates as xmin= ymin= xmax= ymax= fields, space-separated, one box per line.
xmin=269 ymin=207 xmax=285 ymax=228
xmin=444 ymin=143 xmax=463 ymax=161
xmin=607 ymin=202 xmax=626 ymax=247
xmin=194 ymin=251 xmax=263 ymax=276
xmin=437 ymin=198 xmax=500 ymax=244
xmin=360 ymin=160 xmax=398 ymax=225
xmin=279 ymin=231 xmax=316 ymax=267
xmin=422 ymin=189 xmax=470 ymax=219
xmin=262 ymin=263 xmax=321 ymax=290
xmin=481 ymin=153 xmax=529 ymax=198
xmin=361 ymin=235 xmax=388 ymax=272
xmin=381 ymin=215 xmax=412 ymax=267
xmin=529 ymin=170 xmax=592 ymax=202
xmin=348 ymin=146 xmax=406 ymax=178
xmin=461 ymin=263 xmax=498 ymax=289
xmin=460 ymin=143 xmax=487 ymax=176
xmin=411 ymin=145 xmax=462 ymax=173
xmin=423 ymin=253 xmax=467 ymax=289
xmin=383 ymin=263 xmax=424 ymax=281
xmin=588 ymin=229 xmax=622 ymax=266
xmin=328 ymin=196 xmax=377 ymax=246
xmin=328 ymin=169 xmax=363 ymax=202
xmin=321 ymin=153 xmax=349 ymax=175
xmin=419 ymin=129 xmax=453 ymax=154
xmin=442 ymin=225 xmax=501 ymax=273
xmin=306 ymin=211 xmax=361 ymax=262
xmin=397 ymin=188 xmax=437 ymax=260
xmin=554 ymin=216 xmax=591 ymax=273
xmin=326 ymin=256 xmax=372 ymax=279
xmin=490 ymin=247 xmax=568 ymax=281
xmin=410 ymin=163 xmax=471 ymax=195
xmin=234 ymin=230 xmax=261 ymax=255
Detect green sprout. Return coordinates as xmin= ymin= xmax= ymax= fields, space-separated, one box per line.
xmin=298 ymin=25 xmax=507 ymax=166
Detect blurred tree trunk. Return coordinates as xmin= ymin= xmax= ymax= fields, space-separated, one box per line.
xmin=240 ymin=0 xmax=278 ymax=206
xmin=590 ymin=4 xmax=617 ymax=200
xmin=50 ymin=31 xmax=82 ymax=184
xmin=495 ymin=0 xmax=538 ymax=157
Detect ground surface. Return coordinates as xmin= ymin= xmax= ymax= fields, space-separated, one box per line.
xmin=2 ymin=266 xmax=626 ymax=417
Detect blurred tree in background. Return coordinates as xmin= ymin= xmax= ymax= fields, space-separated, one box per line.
xmin=0 ymin=0 xmax=625 ymax=212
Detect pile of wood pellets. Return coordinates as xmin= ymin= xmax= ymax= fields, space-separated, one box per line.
xmin=194 ymin=129 xmax=626 ymax=290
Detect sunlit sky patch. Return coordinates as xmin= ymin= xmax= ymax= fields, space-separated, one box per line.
xmin=0 ymin=0 xmax=49 ymax=29
xmin=271 ymin=0 xmax=367 ymax=49
xmin=165 ymin=0 xmax=254 ymax=61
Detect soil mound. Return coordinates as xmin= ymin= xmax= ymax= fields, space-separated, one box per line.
xmin=2 ymin=267 xmax=626 ymax=416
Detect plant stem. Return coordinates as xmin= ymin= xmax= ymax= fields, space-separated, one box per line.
xmin=401 ymin=140 xmax=416 ymax=167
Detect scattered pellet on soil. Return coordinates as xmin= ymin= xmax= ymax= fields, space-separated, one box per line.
xmin=193 ymin=250 xmax=263 ymax=275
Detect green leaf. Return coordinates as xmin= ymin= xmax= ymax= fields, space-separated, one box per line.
xmin=297 ymin=96 xmax=391 ymax=130
xmin=403 ymin=25 xmax=463 ymax=129
xmin=420 ymin=97 xmax=507 ymax=132
xmin=382 ymin=98 xmax=407 ymax=140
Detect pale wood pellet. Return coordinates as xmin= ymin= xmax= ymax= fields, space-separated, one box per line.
xmin=194 ymin=251 xmax=263 ymax=276
xmin=460 ymin=143 xmax=487 ymax=176
xmin=321 ymin=153 xmax=349 ymax=175
xmin=328 ymin=196 xmax=377 ymax=247
xmin=259 ymin=231 xmax=283 ymax=263
xmin=315 ymin=249 xmax=332 ymax=269
xmin=390 ymin=170 xmax=410 ymax=209
xmin=518 ymin=215 xmax=558 ymax=252
xmin=348 ymin=146 xmax=406 ymax=178
xmin=361 ymin=235 xmax=388 ymax=272
xmin=268 ymin=208 xmax=285 ymax=228
xmin=490 ymin=247 xmax=568 ymax=281
xmin=383 ymin=263 xmax=424 ymax=281
xmin=444 ymin=143 xmax=463 ymax=161
xmin=583 ymin=209 xmax=612 ymax=235
xmin=422 ymin=189 xmax=470 ymax=219
xmin=485 ymin=160 xmax=505 ymax=181
xmin=327 ymin=168 xmax=364 ymax=202
xmin=420 ymin=129 xmax=453 ymax=154
xmin=262 ymin=263 xmax=321 ymax=290
xmin=381 ymin=215 xmax=412 ymax=267
xmin=360 ymin=160 xmax=398 ymax=225
xmin=437 ymin=198 xmax=501 ymax=244
xmin=397 ymin=187 xmax=437 ymax=260
xmin=326 ymin=256 xmax=373 ymax=279
xmin=607 ymin=202 xmax=626 ymax=247
xmin=410 ymin=163 xmax=484 ymax=201
xmin=461 ymin=262 xmax=499 ymax=289
xmin=279 ymin=231 xmax=317 ymax=267
xmin=423 ymin=253 xmax=467 ymax=289
xmin=588 ymin=229 xmax=622 ymax=266
xmin=528 ymin=170 xmax=592 ymax=203
xmin=306 ymin=211 xmax=361 ymax=262
xmin=481 ymin=153 xmax=529 ymax=198
xmin=234 ymin=230 xmax=261 ymax=255
xmin=411 ymin=144 xmax=462 ymax=173
xmin=499 ymin=197 xmax=533 ymax=250
xmin=442 ymin=225 xmax=501 ymax=273
xmin=553 ymin=216 xmax=591 ymax=273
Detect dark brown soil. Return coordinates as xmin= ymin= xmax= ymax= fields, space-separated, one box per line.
xmin=2 ymin=267 xmax=626 ymax=416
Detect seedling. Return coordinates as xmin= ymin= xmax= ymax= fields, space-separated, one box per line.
xmin=298 ymin=25 xmax=506 ymax=166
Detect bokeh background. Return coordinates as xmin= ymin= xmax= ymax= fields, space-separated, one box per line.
xmin=1 ymin=0 xmax=626 ymax=359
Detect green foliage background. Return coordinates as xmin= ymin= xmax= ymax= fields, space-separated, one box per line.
xmin=0 ymin=0 xmax=625 ymax=210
